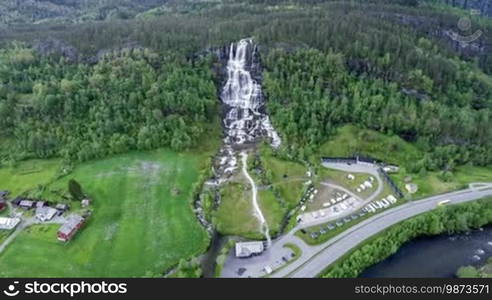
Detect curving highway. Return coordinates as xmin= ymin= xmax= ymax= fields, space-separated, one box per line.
xmin=221 ymin=182 xmax=492 ymax=278
xmin=278 ymin=183 xmax=492 ymax=278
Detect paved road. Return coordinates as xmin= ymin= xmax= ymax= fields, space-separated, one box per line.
xmin=281 ymin=184 xmax=492 ymax=278
xmin=221 ymin=162 xmax=385 ymax=277
xmin=221 ymin=183 xmax=492 ymax=277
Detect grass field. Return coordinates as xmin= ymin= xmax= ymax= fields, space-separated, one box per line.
xmin=392 ymin=165 xmax=492 ymax=199
xmin=213 ymin=146 xmax=308 ymax=239
xmin=213 ymin=182 xmax=262 ymax=239
xmin=316 ymin=167 xmax=378 ymax=200
xmin=316 ymin=124 xmax=492 ymax=198
xmin=261 ymin=146 xmax=308 ymax=209
xmin=0 ymin=148 xmax=213 ymax=277
xmin=315 ymin=125 xmax=421 ymax=167
xmin=0 ymin=158 xmax=61 ymax=197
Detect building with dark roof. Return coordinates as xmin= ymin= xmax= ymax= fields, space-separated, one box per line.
xmin=18 ymin=200 xmax=35 ymax=209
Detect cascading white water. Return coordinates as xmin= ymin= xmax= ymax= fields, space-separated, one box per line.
xmin=221 ymin=39 xmax=281 ymax=148
xmin=209 ymin=38 xmax=280 ymax=244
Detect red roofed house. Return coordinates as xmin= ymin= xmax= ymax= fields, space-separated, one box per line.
xmin=57 ymin=215 xmax=85 ymax=242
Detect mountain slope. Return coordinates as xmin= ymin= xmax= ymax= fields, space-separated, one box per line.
xmin=0 ymin=0 xmax=169 ymax=25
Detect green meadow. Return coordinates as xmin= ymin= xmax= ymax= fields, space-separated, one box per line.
xmin=316 ymin=125 xmax=492 ymax=198
xmin=0 ymin=148 xmax=213 ymax=277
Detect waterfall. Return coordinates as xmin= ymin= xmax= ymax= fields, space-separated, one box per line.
xmin=199 ymin=38 xmax=280 ymax=244
xmin=221 ymin=39 xmax=281 ymax=148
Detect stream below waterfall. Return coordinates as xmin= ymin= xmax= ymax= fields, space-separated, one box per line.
xmin=240 ymin=151 xmax=271 ymax=246
xmin=198 ymin=38 xmax=281 ymax=275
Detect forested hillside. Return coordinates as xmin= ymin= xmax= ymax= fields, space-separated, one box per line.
xmin=0 ymin=45 xmax=217 ymax=164
xmin=0 ymin=0 xmax=491 ymax=173
xmin=0 ymin=0 xmax=169 ymax=24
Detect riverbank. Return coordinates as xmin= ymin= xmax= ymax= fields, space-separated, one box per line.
xmin=457 ymin=256 xmax=492 ymax=278
xmin=321 ymin=197 xmax=492 ymax=278
xmin=362 ymin=226 xmax=492 ymax=277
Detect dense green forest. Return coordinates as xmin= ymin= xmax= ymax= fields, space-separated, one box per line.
xmin=0 ymin=0 xmax=169 ymax=24
xmin=263 ymin=46 xmax=491 ymax=171
xmin=0 ymin=0 xmax=491 ymax=172
xmin=0 ymin=44 xmax=217 ymax=164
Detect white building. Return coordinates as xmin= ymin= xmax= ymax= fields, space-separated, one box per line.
xmin=0 ymin=217 xmax=21 ymax=230
xmin=35 ymin=206 xmax=58 ymax=222
xmin=235 ymin=241 xmax=265 ymax=258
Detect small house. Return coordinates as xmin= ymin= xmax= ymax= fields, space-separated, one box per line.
xmin=11 ymin=197 xmax=22 ymax=206
xmin=18 ymin=200 xmax=35 ymax=209
xmin=35 ymin=206 xmax=58 ymax=222
xmin=36 ymin=201 xmax=46 ymax=208
xmin=0 ymin=217 xmax=20 ymax=230
xmin=57 ymin=215 xmax=85 ymax=242
xmin=81 ymin=198 xmax=90 ymax=208
xmin=235 ymin=241 xmax=265 ymax=258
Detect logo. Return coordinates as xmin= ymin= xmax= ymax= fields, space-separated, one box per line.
xmin=3 ymin=281 xmax=20 ymax=297
xmin=449 ymin=9 xmax=483 ymax=47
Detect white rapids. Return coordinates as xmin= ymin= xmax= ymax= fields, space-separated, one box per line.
xmin=211 ymin=38 xmax=280 ymax=244
xmin=211 ymin=38 xmax=281 ymax=182
xmin=221 ymin=39 xmax=281 ymax=148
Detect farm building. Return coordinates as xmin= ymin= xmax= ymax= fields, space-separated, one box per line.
xmin=81 ymin=198 xmax=90 ymax=208
xmin=55 ymin=203 xmax=69 ymax=212
xmin=235 ymin=241 xmax=265 ymax=258
xmin=35 ymin=207 xmax=58 ymax=222
xmin=0 ymin=217 xmax=20 ymax=230
xmin=18 ymin=200 xmax=35 ymax=209
xmin=57 ymin=215 xmax=84 ymax=242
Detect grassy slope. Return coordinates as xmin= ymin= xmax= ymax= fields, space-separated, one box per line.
xmin=214 ymin=182 xmax=262 ymax=239
xmin=214 ymin=146 xmax=307 ymax=239
xmin=261 ymin=146 xmax=308 ymax=209
xmin=0 ymin=148 xmax=213 ymax=277
xmin=0 ymin=159 xmax=61 ymax=196
xmin=316 ymin=125 xmax=492 ymax=198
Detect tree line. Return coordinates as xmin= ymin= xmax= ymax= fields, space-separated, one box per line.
xmin=0 ymin=43 xmax=218 ymax=164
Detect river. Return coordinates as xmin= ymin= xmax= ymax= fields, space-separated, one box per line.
xmin=360 ymin=225 xmax=492 ymax=277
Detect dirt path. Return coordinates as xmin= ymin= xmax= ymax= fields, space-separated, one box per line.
xmin=241 ymin=151 xmax=271 ymax=246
